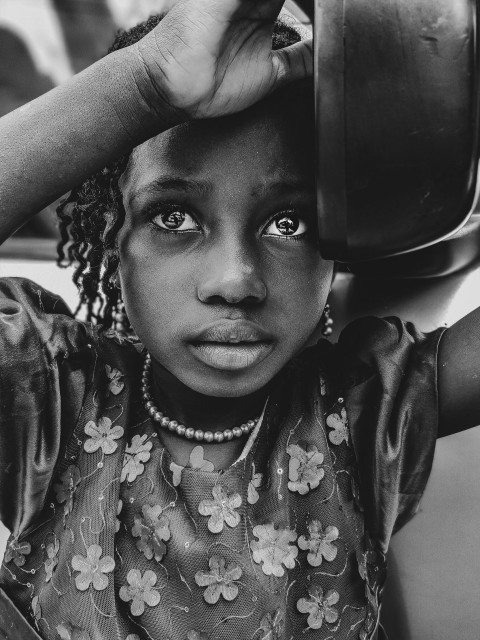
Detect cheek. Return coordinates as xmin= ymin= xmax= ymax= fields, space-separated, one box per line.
xmin=267 ymin=246 xmax=332 ymax=314
xmin=116 ymin=228 xmax=195 ymax=336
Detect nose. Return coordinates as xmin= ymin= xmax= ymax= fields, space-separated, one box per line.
xmin=197 ymin=239 xmax=267 ymax=305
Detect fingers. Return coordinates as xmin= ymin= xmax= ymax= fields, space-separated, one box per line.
xmin=271 ymin=38 xmax=314 ymax=89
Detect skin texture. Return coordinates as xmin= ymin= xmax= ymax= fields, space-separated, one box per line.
xmin=117 ymin=89 xmax=333 ymax=440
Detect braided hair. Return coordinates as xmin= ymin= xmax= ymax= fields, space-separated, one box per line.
xmin=56 ymin=14 xmax=304 ymax=328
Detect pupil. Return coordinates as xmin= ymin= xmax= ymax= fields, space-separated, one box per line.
xmin=162 ymin=211 xmax=185 ymax=229
xmin=276 ymin=216 xmax=299 ymax=236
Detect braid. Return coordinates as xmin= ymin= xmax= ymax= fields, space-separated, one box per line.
xmin=57 ymin=156 xmax=128 ymax=326
xmin=56 ymin=14 xmax=303 ymax=329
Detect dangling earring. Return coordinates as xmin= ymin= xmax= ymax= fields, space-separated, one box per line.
xmin=113 ymin=298 xmax=129 ymax=337
xmin=321 ymin=303 xmax=334 ymax=337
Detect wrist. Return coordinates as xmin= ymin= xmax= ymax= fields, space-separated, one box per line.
xmin=99 ymin=47 xmax=185 ymax=146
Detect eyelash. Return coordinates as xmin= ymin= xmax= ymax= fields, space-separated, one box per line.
xmin=147 ymin=205 xmax=309 ymax=239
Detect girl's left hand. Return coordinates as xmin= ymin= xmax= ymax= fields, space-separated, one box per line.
xmin=131 ymin=0 xmax=313 ymax=120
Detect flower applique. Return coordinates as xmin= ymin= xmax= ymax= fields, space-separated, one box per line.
xmin=257 ymin=609 xmax=285 ymax=640
xmin=250 ymin=523 xmax=298 ymax=577
xmin=198 ymin=485 xmax=242 ymax=533
xmin=71 ymin=544 xmax=115 ymax=591
xmin=56 ymin=623 xmax=91 ymax=640
xmin=31 ymin=596 xmax=41 ymax=626
xmin=189 ymin=446 xmax=214 ymax=472
xmin=105 ymin=365 xmax=125 ymax=396
xmin=115 ymin=499 xmax=123 ymax=533
xmin=125 ymin=636 xmax=141 ymax=640
xmin=296 ymin=585 xmax=340 ymax=630
xmin=103 ymin=329 xmax=138 ymax=346
xmin=4 ymin=539 xmax=31 ymax=567
xmin=44 ymin=539 xmax=60 ymax=582
xmin=320 ymin=377 xmax=327 ymax=397
xmin=298 ymin=520 xmax=339 ymax=567
xmin=121 ymin=434 xmax=153 ymax=483
xmin=286 ymin=443 xmax=325 ymax=495
xmin=187 ymin=632 xmax=208 ymax=640
xmin=54 ymin=465 xmax=81 ymax=516
xmin=247 ymin=463 xmax=263 ymax=505
xmin=194 ymin=555 xmax=242 ymax=604
xmin=131 ymin=504 xmax=171 ymax=562
xmin=84 ymin=417 xmax=124 ymax=455
xmin=326 ymin=407 xmax=349 ymax=446
xmin=119 ymin=569 xmax=161 ymax=616
xmin=357 ymin=535 xmax=385 ymax=591
xmin=170 ymin=462 xmax=184 ymax=487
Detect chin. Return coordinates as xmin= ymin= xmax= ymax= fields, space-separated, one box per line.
xmin=180 ymin=366 xmax=277 ymax=398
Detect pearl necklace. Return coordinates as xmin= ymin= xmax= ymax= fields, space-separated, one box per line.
xmin=141 ymin=353 xmax=259 ymax=443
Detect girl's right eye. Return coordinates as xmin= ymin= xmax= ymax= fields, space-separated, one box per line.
xmin=150 ymin=206 xmax=200 ymax=232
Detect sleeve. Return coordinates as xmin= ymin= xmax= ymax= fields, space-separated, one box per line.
xmin=334 ymin=316 xmax=446 ymax=553
xmin=0 ymin=278 xmax=92 ymax=536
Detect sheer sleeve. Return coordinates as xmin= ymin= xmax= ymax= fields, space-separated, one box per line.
xmin=332 ymin=316 xmax=446 ymax=553
xmin=0 ymin=278 xmax=92 ymax=536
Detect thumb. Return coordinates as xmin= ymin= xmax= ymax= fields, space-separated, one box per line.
xmin=271 ymin=38 xmax=314 ymax=90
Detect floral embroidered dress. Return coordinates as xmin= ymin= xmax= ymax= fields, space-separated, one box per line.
xmin=0 ymin=279 xmax=444 ymax=640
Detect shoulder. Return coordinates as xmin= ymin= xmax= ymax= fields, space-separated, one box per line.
xmin=327 ymin=316 xmax=445 ymax=548
xmin=316 ymin=315 xmax=445 ymax=392
xmin=0 ymin=277 xmax=90 ymax=357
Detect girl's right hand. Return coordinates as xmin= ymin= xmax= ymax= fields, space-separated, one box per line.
xmin=131 ymin=0 xmax=313 ymax=121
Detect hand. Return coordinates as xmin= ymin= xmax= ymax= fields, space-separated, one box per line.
xmin=131 ymin=0 xmax=313 ymax=120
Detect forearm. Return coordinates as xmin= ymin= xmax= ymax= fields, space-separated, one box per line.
xmin=0 ymin=47 xmax=179 ymax=242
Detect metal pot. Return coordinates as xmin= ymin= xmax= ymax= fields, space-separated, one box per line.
xmin=315 ymin=0 xmax=480 ymax=261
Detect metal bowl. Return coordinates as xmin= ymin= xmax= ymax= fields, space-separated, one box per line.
xmin=315 ymin=0 xmax=480 ymax=261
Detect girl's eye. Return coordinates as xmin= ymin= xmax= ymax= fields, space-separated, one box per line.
xmin=263 ymin=212 xmax=308 ymax=238
xmin=151 ymin=207 xmax=199 ymax=232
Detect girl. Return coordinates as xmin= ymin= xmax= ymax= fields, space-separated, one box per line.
xmin=0 ymin=1 xmax=477 ymax=639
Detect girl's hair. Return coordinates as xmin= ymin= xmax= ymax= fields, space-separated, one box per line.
xmin=56 ymin=14 xmax=303 ymax=328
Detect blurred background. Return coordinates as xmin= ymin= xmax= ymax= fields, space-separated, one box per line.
xmin=1 ymin=2 xmax=480 ymax=638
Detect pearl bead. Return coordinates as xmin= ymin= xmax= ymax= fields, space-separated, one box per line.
xmin=142 ymin=351 xmax=256 ymax=444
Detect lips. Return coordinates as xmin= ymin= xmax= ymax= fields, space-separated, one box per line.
xmin=188 ymin=321 xmax=274 ymax=371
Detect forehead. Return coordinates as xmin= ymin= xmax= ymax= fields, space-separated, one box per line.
xmin=121 ymin=92 xmax=315 ymax=196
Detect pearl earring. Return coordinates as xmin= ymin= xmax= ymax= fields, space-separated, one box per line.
xmin=321 ymin=303 xmax=334 ymax=337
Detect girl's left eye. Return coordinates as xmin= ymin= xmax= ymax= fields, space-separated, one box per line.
xmin=263 ymin=211 xmax=308 ymax=238
xmin=151 ymin=207 xmax=199 ymax=232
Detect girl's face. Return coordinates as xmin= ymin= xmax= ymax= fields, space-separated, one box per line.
xmin=117 ymin=96 xmax=333 ymax=398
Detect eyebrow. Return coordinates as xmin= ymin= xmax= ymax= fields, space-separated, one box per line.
xmin=128 ymin=176 xmax=214 ymax=205
xmin=254 ymin=178 xmax=314 ymax=198
xmin=128 ymin=174 xmax=314 ymax=205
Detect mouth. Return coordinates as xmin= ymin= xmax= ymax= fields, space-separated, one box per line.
xmin=188 ymin=321 xmax=275 ymax=371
